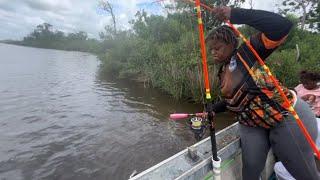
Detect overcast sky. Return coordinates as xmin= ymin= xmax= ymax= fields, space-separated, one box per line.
xmin=0 ymin=0 xmax=277 ymax=40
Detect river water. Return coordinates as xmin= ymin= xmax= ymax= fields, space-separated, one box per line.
xmin=0 ymin=43 xmax=234 ymax=180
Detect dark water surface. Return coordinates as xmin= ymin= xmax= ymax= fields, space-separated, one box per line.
xmin=0 ymin=43 xmax=234 ymax=180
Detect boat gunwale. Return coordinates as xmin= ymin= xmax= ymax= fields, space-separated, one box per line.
xmin=129 ymin=122 xmax=240 ymax=180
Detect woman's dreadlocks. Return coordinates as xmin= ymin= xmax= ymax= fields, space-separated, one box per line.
xmin=205 ymin=25 xmax=239 ymax=50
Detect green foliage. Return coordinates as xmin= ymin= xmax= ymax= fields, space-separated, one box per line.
xmin=101 ymin=11 xmax=206 ymax=100
xmin=100 ymin=6 xmax=320 ymax=103
xmin=267 ymin=27 xmax=320 ymax=88
xmin=267 ymin=49 xmax=301 ymax=88
xmin=99 ymin=3 xmax=243 ymax=101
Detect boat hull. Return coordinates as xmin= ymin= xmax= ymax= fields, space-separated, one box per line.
xmin=129 ymin=122 xmax=275 ymax=180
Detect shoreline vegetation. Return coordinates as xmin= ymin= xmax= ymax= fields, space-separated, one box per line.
xmin=3 ymin=3 xmax=319 ymax=103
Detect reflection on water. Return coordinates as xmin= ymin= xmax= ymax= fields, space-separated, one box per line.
xmin=0 ymin=43 xmax=235 ymax=180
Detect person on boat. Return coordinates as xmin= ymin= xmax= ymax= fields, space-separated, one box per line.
xmin=205 ymin=7 xmax=319 ymax=180
xmin=295 ymin=70 xmax=320 ymax=118
xmin=273 ymin=70 xmax=320 ymax=179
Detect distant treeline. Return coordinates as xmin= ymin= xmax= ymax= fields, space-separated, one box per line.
xmin=5 ymin=23 xmax=101 ymax=54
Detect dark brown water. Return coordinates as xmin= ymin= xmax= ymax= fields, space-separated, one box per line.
xmin=0 ymin=43 xmax=235 ymax=180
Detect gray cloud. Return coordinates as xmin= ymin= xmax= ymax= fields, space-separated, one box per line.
xmin=23 ymin=0 xmax=71 ymax=12
xmin=0 ymin=0 xmax=114 ymax=40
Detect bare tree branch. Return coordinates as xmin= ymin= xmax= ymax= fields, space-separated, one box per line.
xmin=99 ymin=0 xmax=117 ymax=34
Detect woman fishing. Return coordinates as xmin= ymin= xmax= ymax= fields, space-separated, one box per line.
xmin=206 ymin=7 xmax=319 ymax=179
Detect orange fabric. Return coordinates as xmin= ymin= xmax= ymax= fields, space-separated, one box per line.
xmin=261 ymin=88 xmax=273 ymax=98
xmin=273 ymin=112 xmax=283 ymax=121
xmin=237 ymin=53 xmax=253 ymax=75
xmin=261 ymin=33 xmax=287 ymax=49
xmin=255 ymin=109 xmax=264 ymax=117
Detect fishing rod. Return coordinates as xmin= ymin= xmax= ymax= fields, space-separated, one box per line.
xmin=194 ymin=0 xmax=221 ymax=179
xmin=183 ymin=0 xmax=320 ymax=159
xmin=154 ymin=0 xmax=221 ymax=176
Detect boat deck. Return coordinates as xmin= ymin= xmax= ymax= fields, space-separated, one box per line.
xmin=129 ymin=122 xmax=275 ymax=180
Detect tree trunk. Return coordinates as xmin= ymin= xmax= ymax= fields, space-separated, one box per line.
xmin=110 ymin=7 xmax=117 ymax=34
xmin=100 ymin=1 xmax=117 ymax=34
